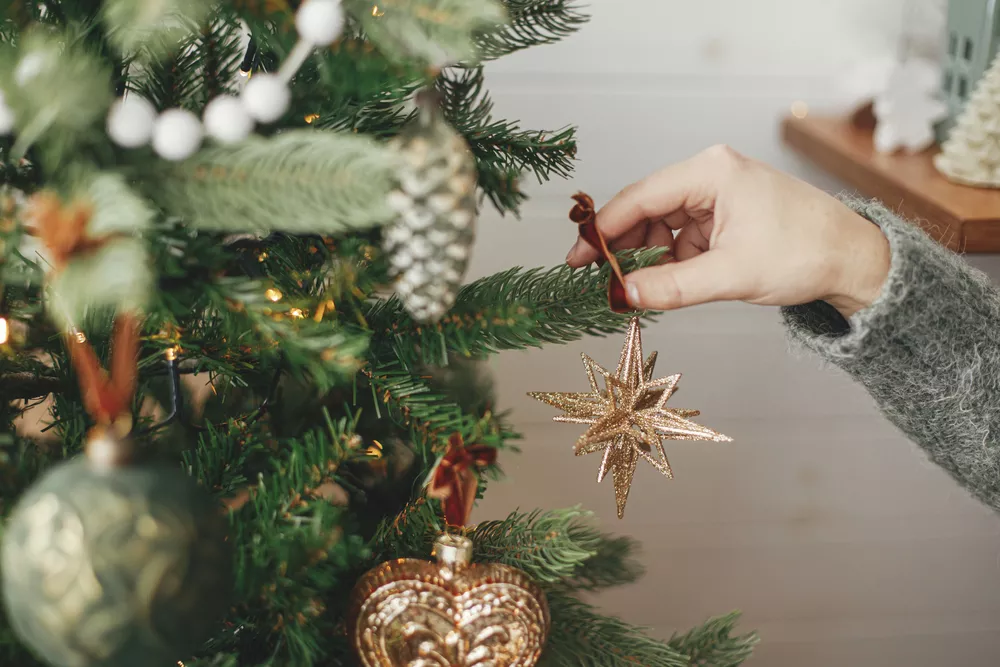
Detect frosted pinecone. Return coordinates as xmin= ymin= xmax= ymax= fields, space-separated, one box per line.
xmin=383 ymin=96 xmax=477 ymax=323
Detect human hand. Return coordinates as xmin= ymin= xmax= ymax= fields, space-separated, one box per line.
xmin=565 ymin=146 xmax=891 ymax=318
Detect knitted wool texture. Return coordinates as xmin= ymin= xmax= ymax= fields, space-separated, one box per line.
xmin=782 ymin=198 xmax=1000 ymax=513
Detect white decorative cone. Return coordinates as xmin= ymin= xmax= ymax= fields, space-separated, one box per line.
xmin=936 ymin=53 xmax=1000 ymax=188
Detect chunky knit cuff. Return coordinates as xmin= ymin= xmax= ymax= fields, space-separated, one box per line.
xmin=782 ymin=197 xmax=1000 ymax=366
xmin=781 ymin=197 xmax=1000 ymax=512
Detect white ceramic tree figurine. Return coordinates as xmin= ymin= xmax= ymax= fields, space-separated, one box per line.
xmin=935 ymin=52 xmax=1000 ymax=187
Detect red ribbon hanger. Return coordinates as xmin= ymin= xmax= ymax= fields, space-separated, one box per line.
xmin=569 ymin=192 xmax=633 ymax=314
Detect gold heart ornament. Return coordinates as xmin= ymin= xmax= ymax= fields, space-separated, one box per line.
xmin=348 ymin=534 xmax=550 ymax=666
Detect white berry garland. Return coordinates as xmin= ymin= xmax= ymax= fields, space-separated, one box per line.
xmin=0 ymin=0 xmax=346 ymax=160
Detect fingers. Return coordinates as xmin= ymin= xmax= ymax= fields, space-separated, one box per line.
xmin=644 ymin=222 xmax=675 ymax=260
xmin=625 ymin=249 xmax=741 ymax=311
xmin=596 ymin=146 xmax=728 ymax=242
xmin=567 ymin=145 xmax=737 ymax=267
xmin=673 ymin=223 xmax=709 ymax=261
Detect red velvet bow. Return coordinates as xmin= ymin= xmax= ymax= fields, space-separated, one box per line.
xmin=427 ymin=433 xmax=497 ymax=526
xmin=569 ymin=193 xmax=632 ymax=314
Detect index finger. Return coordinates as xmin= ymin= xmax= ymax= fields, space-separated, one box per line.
xmin=570 ymin=146 xmax=726 ymax=266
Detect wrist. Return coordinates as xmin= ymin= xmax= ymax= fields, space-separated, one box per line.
xmin=824 ymin=210 xmax=891 ymax=319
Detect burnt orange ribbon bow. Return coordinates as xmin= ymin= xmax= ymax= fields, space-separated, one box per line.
xmin=427 ymin=433 xmax=497 ymax=526
xmin=569 ymin=192 xmax=632 ymax=314
xmin=28 ymin=191 xmax=141 ymax=426
xmin=65 ymin=314 xmax=141 ymax=426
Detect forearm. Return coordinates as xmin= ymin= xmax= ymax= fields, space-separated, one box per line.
xmin=782 ymin=198 xmax=1000 ymax=512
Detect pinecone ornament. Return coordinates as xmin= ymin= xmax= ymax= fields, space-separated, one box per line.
xmin=384 ymin=90 xmax=477 ymax=322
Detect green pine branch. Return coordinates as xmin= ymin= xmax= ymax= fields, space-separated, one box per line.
xmin=368 ymin=248 xmax=667 ymax=368
xmin=471 ymin=508 xmax=601 ymax=582
xmin=131 ymin=29 xmax=205 ymax=110
xmin=566 ymin=532 xmax=644 ymax=592
xmin=208 ymin=277 xmax=370 ymax=392
xmin=213 ymin=414 xmax=371 ymax=667
xmin=142 ymin=130 xmax=401 ymax=236
xmin=539 ymin=591 xmax=690 ymax=667
xmin=193 ymin=15 xmax=246 ymax=106
xmin=438 ymin=66 xmax=577 ymax=214
xmin=469 ymin=507 xmax=642 ymax=590
xmin=364 ymin=361 xmax=515 ymax=445
xmin=343 ymin=0 xmax=506 ymax=66
xmin=667 ymin=612 xmax=760 ymax=667
xmin=477 ymin=0 xmax=589 ymax=60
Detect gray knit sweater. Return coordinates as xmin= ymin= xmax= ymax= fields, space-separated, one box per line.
xmin=782 ymin=199 xmax=1000 ymax=512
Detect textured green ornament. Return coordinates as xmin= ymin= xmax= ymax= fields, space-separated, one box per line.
xmin=1 ymin=457 xmax=232 ymax=667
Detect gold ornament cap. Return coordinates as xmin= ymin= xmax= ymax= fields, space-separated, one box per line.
xmin=84 ymin=421 xmax=135 ymax=470
xmin=432 ymin=534 xmax=473 ymax=574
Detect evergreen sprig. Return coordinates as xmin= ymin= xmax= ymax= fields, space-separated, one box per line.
xmin=478 ymin=0 xmax=589 ymax=60
xmin=667 ymin=612 xmax=760 ymax=667
xmin=539 ymin=591 xmax=690 ymax=667
xmin=219 ymin=415 xmax=371 ymax=667
xmin=438 ymin=66 xmax=577 ymax=213
xmin=144 ymin=131 xmax=401 ymax=236
xmin=469 ymin=506 xmax=644 ymax=590
xmin=471 ymin=508 xmax=601 ymax=582
xmin=365 ymin=361 xmax=514 ymax=445
xmin=343 ymin=0 xmax=507 ymax=66
xmin=368 ymin=248 xmax=667 ymax=368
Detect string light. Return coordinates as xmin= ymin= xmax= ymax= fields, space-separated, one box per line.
xmin=366 ymin=440 xmax=384 ymax=459
xmin=289 ymin=308 xmax=305 ymax=319
xmin=0 ymin=317 xmax=8 ymax=345
xmin=265 ymin=288 xmax=283 ymax=302
xmin=304 ymin=113 xmax=320 ymax=124
xmin=165 ymin=346 xmax=179 ymax=361
xmin=372 ymin=5 xmax=384 ymax=17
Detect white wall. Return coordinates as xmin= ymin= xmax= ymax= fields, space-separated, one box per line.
xmin=469 ymin=2 xmax=1000 ymax=665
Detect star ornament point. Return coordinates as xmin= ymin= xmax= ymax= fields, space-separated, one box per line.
xmin=528 ymin=317 xmax=731 ymax=518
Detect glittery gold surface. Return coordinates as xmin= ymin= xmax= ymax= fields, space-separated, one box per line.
xmin=529 ymin=317 xmax=731 ymax=519
xmin=348 ymin=534 xmax=549 ymax=667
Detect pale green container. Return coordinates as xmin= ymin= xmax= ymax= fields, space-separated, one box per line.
xmin=938 ymin=0 xmax=1000 ymax=142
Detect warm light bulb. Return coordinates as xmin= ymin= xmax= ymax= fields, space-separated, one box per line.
xmin=265 ymin=288 xmax=283 ymax=302
xmin=289 ymin=308 xmax=305 ymax=319
xmin=0 ymin=317 xmax=8 ymax=345
xmin=304 ymin=113 xmax=320 ymax=124
xmin=372 ymin=5 xmax=384 ymax=16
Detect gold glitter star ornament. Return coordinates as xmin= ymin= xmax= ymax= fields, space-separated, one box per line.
xmin=529 ymin=317 xmax=731 ymax=519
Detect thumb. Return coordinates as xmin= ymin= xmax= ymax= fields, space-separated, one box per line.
xmin=625 ymin=251 xmax=741 ymax=310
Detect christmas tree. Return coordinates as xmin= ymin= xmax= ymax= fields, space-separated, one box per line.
xmin=0 ymin=1 xmax=757 ymax=666
xmin=935 ymin=52 xmax=1000 ymax=188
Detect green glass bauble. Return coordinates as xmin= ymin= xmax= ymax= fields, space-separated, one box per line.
xmin=1 ymin=456 xmax=232 ymax=667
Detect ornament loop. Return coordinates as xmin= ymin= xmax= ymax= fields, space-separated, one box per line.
xmin=569 ymin=192 xmax=633 ymax=314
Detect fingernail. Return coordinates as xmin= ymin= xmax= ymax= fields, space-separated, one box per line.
xmin=566 ymin=239 xmax=582 ymax=263
xmin=626 ymin=280 xmax=640 ymax=307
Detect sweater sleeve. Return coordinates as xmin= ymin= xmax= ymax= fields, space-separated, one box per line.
xmin=781 ymin=198 xmax=1000 ymax=512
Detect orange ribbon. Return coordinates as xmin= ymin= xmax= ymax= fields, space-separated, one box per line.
xmin=28 ymin=191 xmax=141 ymax=426
xmin=569 ymin=192 xmax=632 ymax=314
xmin=65 ymin=314 xmax=141 ymax=425
xmin=427 ymin=433 xmax=497 ymax=527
